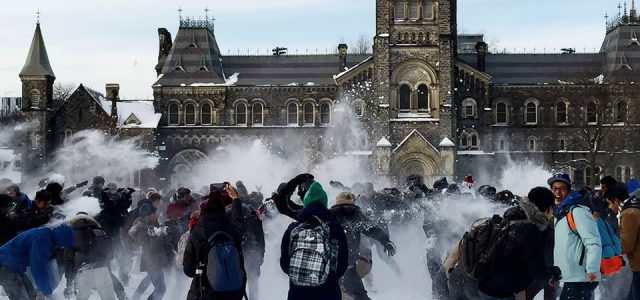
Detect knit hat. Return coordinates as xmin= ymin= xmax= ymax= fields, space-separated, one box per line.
xmin=139 ymin=203 xmax=157 ymax=217
xmin=464 ymin=175 xmax=474 ymax=184
xmin=547 ymin=173 xmax=572 ymax=187
xmin=335 ymin=192 xmax=356 ymax=206
xmin=302 ymin=181 xmax=328 ymax=208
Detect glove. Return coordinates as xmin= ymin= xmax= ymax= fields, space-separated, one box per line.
xmin=76 ymin=181 xmax=89 ymax=188
xmin=550 ymin=266 xmax=562 ymax=282
xmin=288 ymin=173 xmax=314 ymax=187
xmin=383 ymin=241 xmax=396 ymax=257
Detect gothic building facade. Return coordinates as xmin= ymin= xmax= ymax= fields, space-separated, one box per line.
xmin=16 ymin=1 xmax=640 ymax=189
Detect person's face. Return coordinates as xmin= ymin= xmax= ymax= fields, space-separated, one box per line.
xmin=180 ymin=195 xmax=190 ymax=203
xmin=607 ymin=198 xmax=621 ymax=213
xmin=146 ymin=211 xmax=157 ymax=222
xmin=5 ymin=189 xmax=16 ymax=198
xmin=152 ymin=199 xmax=161 ymax=208
xmin=551 ymin=182 xmax=570 ymax=205
xmin=95 ymin=183 xmax=104 ymax=189
xmin=600 ymin=183 xmax=608 ymax=194
xmin=36 ymin=200 xmax=50 ymax=210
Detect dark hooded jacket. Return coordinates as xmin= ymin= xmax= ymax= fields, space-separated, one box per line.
xmin=478 ymin=199 xmax=551 ymax=298
xmin=183 ymin=198 xmax=246 ymax=300
xmin=226 ymin=202 xmax=265 ymax=264
xmin=0 ymin=225 xmax=75 ymax=295
xmin=129 ymin=217 xmax=171 ymax=272
xmin=0 ymin=209 xmax=50 ymax=246
xmin=330 ymin=203 xmax=391 ymax=265
xmin=64 ymin=214 xmax=112 ymax=281
xmin=280 ymin=202 xmax=349 ymax=300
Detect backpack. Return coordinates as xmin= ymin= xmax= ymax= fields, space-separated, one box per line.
xmin=85 ymin=228 xmax=112 ymax=265
xmin=205 ymin=231 xmax=244 ymax=292
xmin=288 ymin=216 xmax=332 ymax=286
xmin=560 ymin=206 xmax=624 ymax=276
xmin=459 ymin=215 xmax=508 ymax=281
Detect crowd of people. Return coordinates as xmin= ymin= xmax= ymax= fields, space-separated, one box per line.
xmin=0 ymin=171 xmax=638 ymax=300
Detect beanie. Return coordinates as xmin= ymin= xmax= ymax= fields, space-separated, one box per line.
xmin=334 ymin=192 xmax=356 ymax=206
xmin=139 ymin=203 xmax=157 ymax=217
xmin=302 ymin=181 xmax=328 ymax=208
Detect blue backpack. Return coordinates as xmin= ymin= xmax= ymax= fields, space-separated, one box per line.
xmin=206 ymin=232 xmax=244 ymax=292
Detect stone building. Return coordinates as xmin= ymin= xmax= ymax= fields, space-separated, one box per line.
xmin=16 ymin=1 xmax=640 ymax=190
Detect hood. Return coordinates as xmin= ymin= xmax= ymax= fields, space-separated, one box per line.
xmin=623 ymin=195 xmax=640 ymax=211
xmin=52 ymin=224 xmax=75 ymax=248
xmin=330 ymin=203 xmax=360 ymax=215
xmin=503 ymin=206 xmax=527 ymax=222
xmin=68 ymin=214 xmax=102 ymax=230
xmin=518 ymin=198 xmax=549 ymax=231
xmin=298 ymin=202 xmax=335 ymax=223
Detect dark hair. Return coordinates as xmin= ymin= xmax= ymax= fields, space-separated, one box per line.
xmin=600 ymin=176 xmax=618 ymax=189
xmin=6 ymin=184 xmax=20 ymax=194
xmin=177 ymin=187 xmax=191 ymax=198
xmin=148 ymin=193 xmax=162 ymax=202
xmin=203 ymin=190 xmax=230 ymax=214
xmin=604 ymin=183 xmax=629 ymax=201
xmin=35 ymin=190 xmax=52 ymax=203
xmin=93 ymin=176 xmax=105 ymax=185
xmin=46 ymin=182 xmax=63 ymax=195
xmin=527 ymin=187 xmax=555 ymax=212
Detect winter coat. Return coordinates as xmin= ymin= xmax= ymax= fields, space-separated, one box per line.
xmin=183 ymin=198 xmax=246 ymax=300
xmin=167 ymin=196 xmax=198 ymax=221
xmin=0 ymin=210 xmax=50 ymax=246
xmin=64 ymin=214 xmax=112 ymax=281
xmin=330 ymin=203 xmax=391 ymax=266
xmin=226 ymin=202 xmax=266 ymax=265
xmin=280 ymin=202 xmax=349 ymax=300
xmin=621 ymin=197 xmax=640 ymax=271
xmin=128 ymin=217 xmax=171 ymax=272
xmin=119 ymin=199 xmax=151 ymax=250
xmin=0 ymin=225 xmax=75 ymax=295
xmin=554 ymin=197 xmax=602 ymax=282
xmin=478 ymin=200 xmax=550 ymax=298
xmin=9 ymin=193 xmax=32 ymax=216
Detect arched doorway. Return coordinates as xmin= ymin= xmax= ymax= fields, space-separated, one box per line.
xmin=169 ymin=148 xmax=210 ymax=188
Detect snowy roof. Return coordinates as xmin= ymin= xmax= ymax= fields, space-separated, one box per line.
xmin=85 ymin=87 xmax=113 ymax=116
xmin=393 ymin=129 xmax=440 ymax=155
xmin=117 ymin=101 xmax=161 ymax=129
xmin=439 ymin=137 xmax=455 ymax=147
xmin=376 ymin=137 xmax=392 ymax=147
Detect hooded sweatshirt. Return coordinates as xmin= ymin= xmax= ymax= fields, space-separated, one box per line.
xmin=0 ymin=225 xmax=75 ymax=295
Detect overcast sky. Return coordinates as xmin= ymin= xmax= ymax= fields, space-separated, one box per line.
xmin=0 ymin=0 xmax=620 ymax=99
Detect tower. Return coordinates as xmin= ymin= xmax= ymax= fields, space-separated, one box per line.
xmin=18 ymin=21 xmax=55 ymax=173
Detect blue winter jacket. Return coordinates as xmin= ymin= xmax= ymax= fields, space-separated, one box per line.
xmin=554 ymin=193 xmax=602 ymax=283
xmin=598 ymin=218 xmax=622 ymax=258
xmin=0 ymin=225 xmax=75 ymax=295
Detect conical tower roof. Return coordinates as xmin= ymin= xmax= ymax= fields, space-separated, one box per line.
xmin=19 ymin=23 xmax=55 ymax=78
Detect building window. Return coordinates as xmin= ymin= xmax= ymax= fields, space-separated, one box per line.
xmin=201 ymin=103 xmax=212 ymax=125
xmin=625 ymin=166 xmax=633 ymax=182
xmin=399 ymin=84 xmax=411 ymax=111
xmin=354 ymin=101 xmax=364 ymax=117
xmin=236 ymin=103 xmax=247 ymax=125
xmin=168 ymin=103 xmax=179 ymax=125
xmin=462 ymin=98 xmax=477 ymax=119
xmin=29 ymin=89 xmax=40 ymax=108
xmin=287 ymin=103 xmax=298 ymax=125
xmin=616 ymin=101 xmax=627 ymax=123
xmin=498 ymin=138 xmax=506 ymax=151
xmin=585 ymin=166 xmax=601 ymax=187
xmin=496 ymin=102 xmax=508 ymax=124
xmin=252 ymin=103 xmax=263 ymax=125
xmin=185 ymin=103 xmax=196 ymax=125
xmin=460 ymin=134 xmax=468 ymax=148
xmin=394 ymin=0 xmax=406 ymax=19
xmin=525 ymin=102 xmax=538 ymax=124
xmin=408 ymin=0 xmax=420 ymax=19
xmin=616 ymin=167 xmax=624 ymax=182
xmin=587 ymin=102 xmax=597 ymax=124
xmin=470 ymin=133 xmax=479 ymax=149
xmin=559 ymin=139 xmax=566 ymax=151
xmin=423 ymin=0 xmax=433 ymax=18
xmin=320 ymin=103 xmax=331 ymax=124
xmin=64 ymin=129 xmax=73 ymax=140
xmin=417 ymin=84 xmax=429 ymax=110
xmin=304 ymin=103 xmax=315 ymax=125
xmin=527 ymin=137 xmax=536 ymax=151
xmin=556 ymin=102 xmax=568 ymax=124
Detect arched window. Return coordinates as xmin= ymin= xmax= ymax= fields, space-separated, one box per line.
xmin=525 ymin=102 xmax=538 ymax=124
xmin=460 ymin=134 xmax=468 ymax=148
xmin=201 ymin=103 xmax=212 ymax=125
xmin=417 ymin=84 xmax=429 ymax=110
xmin=462 ymin=98 xmax=477 ymax=119
xmin=559 ymin=139 xmax=566 ymax=151
xmin=587 ymin=102 xmax=598 ymax=124
xmin=625 ymin=166 xmax=633 ymax=182
xmin=496 ymin=102 xmax=508 ymax=124
xmin=29 ymin=89 xmax=40 ymax=108
xmin=585 ymin=167 xmax=593 ymax=187
xmin=354 ymin=100 xmax=364 ymax=117
xmin=304 ymin=103 xmax=315 ymax=125
xmin=252 ymin=103 xmax=263 ymax=125
xmin=556 ymin=102 xmax=568 ymax=124
xmin=616 ymin=101 xmax=627 ymax=123
xmin=320 ymin=103 xmax=331 ymax=124
xmin=185 ymin=103 xmax=196 ymax=125
xmin=527 ymin=136 xmax=537 ymax=151
xmin=168 ymin=103 xmax=179 ymax=125
xmin=470 ymin=133 xmax=479 ymax=149
xmin=498 ymin=138 xmax=506 ymax=151
xmin=287 ymin=103 xmax=298 ymax=125
xmin=394 ymin=0 xmax=406 ymax=19
xmin=64 ymin=129 xmax=73 ymax=140
xmin=616 ymin=167 xmax=624 ymax=182
xmin=423 ymin=0 xmax=433 ymax=19
xmin=399 ymin=84 xmax=411 ymax=111
xmin=408 ymin=0 xmax=420 ymax=19
xmin=236 ymin=103 xmax=247 ymax=125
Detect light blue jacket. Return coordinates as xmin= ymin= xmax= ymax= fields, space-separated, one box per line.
xmin=554 ymin=205 xmax=602 ymax=283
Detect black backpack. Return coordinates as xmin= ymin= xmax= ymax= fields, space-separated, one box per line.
xmin=459 ymin=215 xmax=505 ymax=281
xmin=84 ymin=228 xmax=112 ymax=265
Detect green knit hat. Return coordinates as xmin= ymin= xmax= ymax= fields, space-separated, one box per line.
xmin=302 ymin=181 xmax=328 ymax=208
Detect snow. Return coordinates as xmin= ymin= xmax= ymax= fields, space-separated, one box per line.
xmin=344 ymin=150 xmax=373 ymax=156
xmin=378 ymin=33 xmax=389 ymax=37
xmin=286 ymin=82 xmax=300 ymax=86
xmin=457 ymin=150 xmax=494 ymax=155
xmin=379 ymin=104 xmax=390 ymax=108
xmin=484 ymin=107 xmax=492 ymax=111
xmin=439 ymin=137 xmax=455 ymax=147
xmin=305 ymin=82 xmax=316 ymax=86
xmin=117 ymin=101 xmax=162 ymax=129
xmin=334 ymin=56 xmax=373 ymax=80
xmin=377 ymin=137 xmax=392 ymax=147
xmin=557 ymin=80 xmax=575 ymax=85
xmin=591 ymin=74 xmax=605 ymax=84
xmin=0 ymin=148 xmax=21 ymax=184
xmin=391 ymin=118 xmax=439 ymax=122
xmin=188 ymin=72 xmax=240 ymax=87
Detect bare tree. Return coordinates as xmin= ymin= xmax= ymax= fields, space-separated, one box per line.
xmin=353 ymin=33 xmax=372 ymax=55
xmin=53 ymin=82 xmax=76 ymax=104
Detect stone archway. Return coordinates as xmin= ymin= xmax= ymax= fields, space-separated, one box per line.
xmin=169 ymin=148 xmax=210 ymax=187
xmin=389 ymin=130 xmax=443 ymax=186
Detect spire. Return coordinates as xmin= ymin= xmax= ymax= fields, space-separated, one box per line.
xmin=632 ymin=0 xmax=637 ymax=19
xmin=619 ymin=3 xmax=623 ymax=17
xmin=625 ymin=1 xmax=629 ymax=17
xmin=19 ymin=22 xmax=55 ymax=78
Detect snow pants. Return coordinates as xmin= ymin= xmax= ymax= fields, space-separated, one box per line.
xmin=0 ymin=266 xmax=37 ymax=300
xmin=76 ymin=267 xmax=116 ymax=300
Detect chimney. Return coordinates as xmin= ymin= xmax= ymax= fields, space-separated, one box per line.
xmin=156 ymin=28 xmax=173 ymax=75
xmin=338 ymin=44 xmax=348 ymax=72
xmin=475 ymin=42 xmax=487 ymax=72
xmin=106 ymin=84 xmax=119 ymax=126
